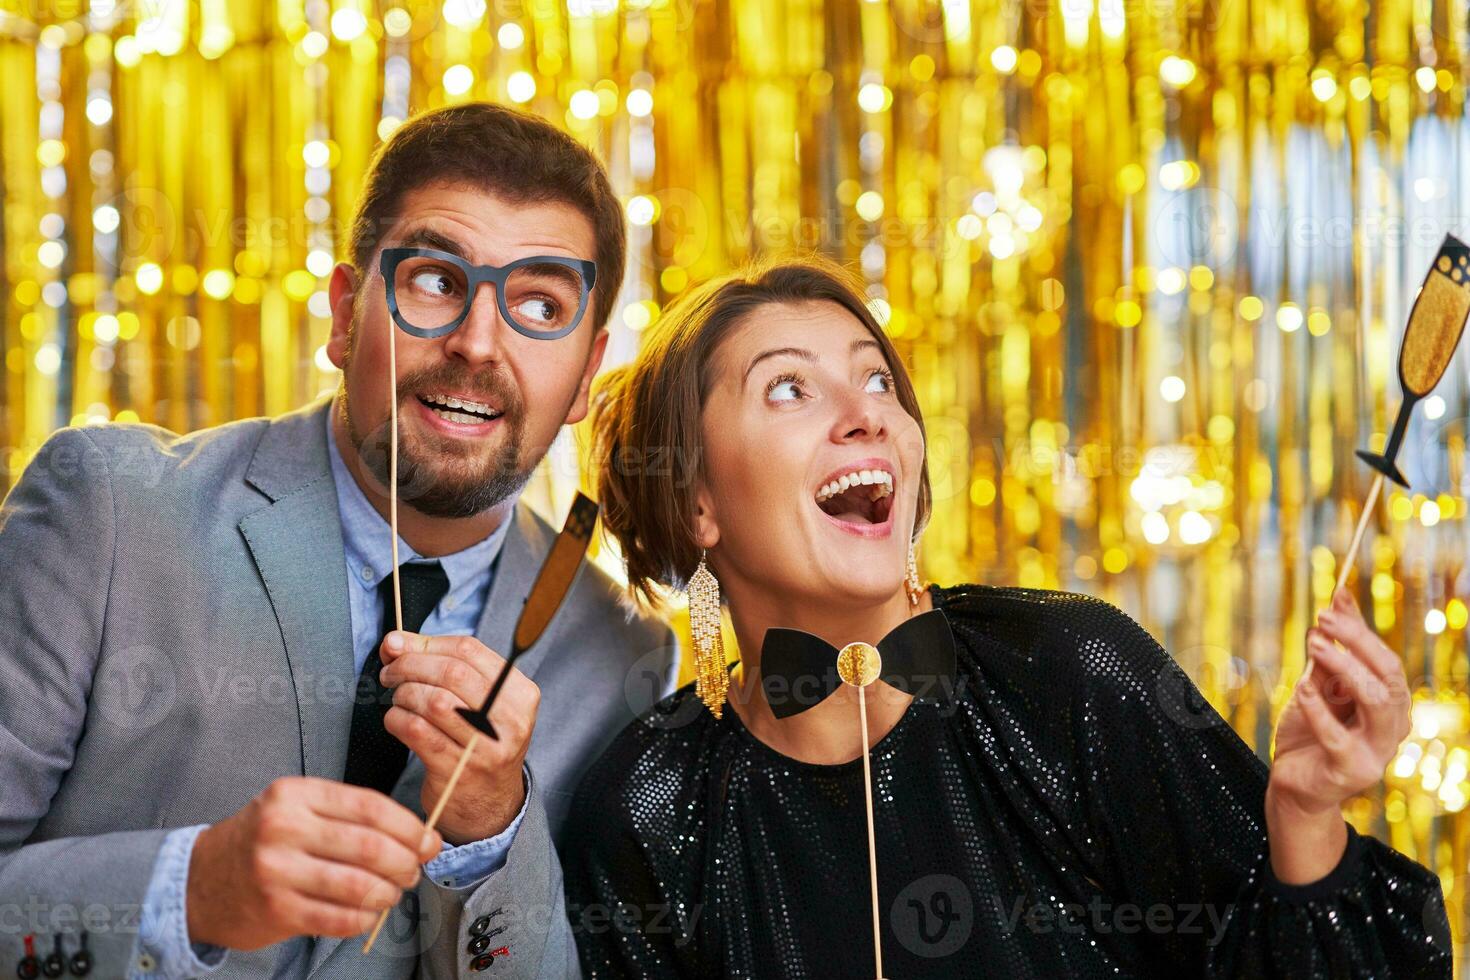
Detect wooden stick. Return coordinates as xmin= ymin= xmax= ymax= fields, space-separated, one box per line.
xmin=1306 ymin=471 xmax=1385 ymax=684
xmin=362 ymin=733 xmax=482 ymax=953
xmin=857 ymin=685 xmax=883 ymax=980
xmin=1334 ymin=471 xmax=1383 ymax=597
xmin=388 ymin=319 xmax=402 ymax=632
xmin=364 ymin=319 xmax=412 ymax=955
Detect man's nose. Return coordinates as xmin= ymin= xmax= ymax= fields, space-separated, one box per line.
xmin=441 ymin=282 xmax=509 ymax=366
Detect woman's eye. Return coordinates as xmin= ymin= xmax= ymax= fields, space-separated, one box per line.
xmin=767 ymin=378 xmax=804 ymax=402
xmin=865 ymin=370 xmax=893 ymax=393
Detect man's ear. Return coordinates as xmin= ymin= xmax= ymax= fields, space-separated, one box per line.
xmin=692 ymin=478 xmax=720 ymax=551
xmin=563 ymin=327 xmax=610 ymax=425
xmin=325 ymin=262 xmax=360 ymax=369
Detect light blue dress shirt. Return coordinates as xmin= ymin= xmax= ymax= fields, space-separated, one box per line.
xmin=131 ymin=409 xmax=529 ymax=979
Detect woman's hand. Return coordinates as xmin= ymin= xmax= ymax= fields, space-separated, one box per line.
xmin=1265 ymin=588 xmax=1412 ymax=882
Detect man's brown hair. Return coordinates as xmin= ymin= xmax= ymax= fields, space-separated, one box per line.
xmin=592 ymin=255 xmax=933 ymax=609
xmin=347 ymin=102 xmax=626 ymax=331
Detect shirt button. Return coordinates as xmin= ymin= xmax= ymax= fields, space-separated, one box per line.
xmin=136 ymin=952 xmax=157 ymax=972
xmin=360 ymin=565 xmax=373 ymax=582
xmin=444 ymin=597 xmax=457 ymax=610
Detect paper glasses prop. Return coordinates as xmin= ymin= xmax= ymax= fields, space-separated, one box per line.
xmin=760 ymin=610 xmax=958 ymax=980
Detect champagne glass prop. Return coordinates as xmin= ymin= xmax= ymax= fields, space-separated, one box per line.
xmin=1315 ymin=235 xmax=1470 ymax=674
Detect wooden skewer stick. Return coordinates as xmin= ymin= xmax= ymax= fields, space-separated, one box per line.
xmin=363 ymin=733 xmax=482 ymax=953
xmin=388 ymin=315 xmax=403 ymax=632
xmin=1305 ymin=471 xmax=1385 ymax=684
xmin=857 ymin=684 xmax=884 ymax=980
xmin=1334 ymin=472 xmax=1384 ymax=598
xmin=364 ymin=316 xmax=424 ymax=954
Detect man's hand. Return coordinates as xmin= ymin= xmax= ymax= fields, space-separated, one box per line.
xmin=186 ymin=776 xmax=442 ymax=950
xmin=378 ymin=631 xmax=540 ymax=846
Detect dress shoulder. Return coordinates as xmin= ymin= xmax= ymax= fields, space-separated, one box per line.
xmin=932 ymin=582 xmax=1175 ymax=696
xmin=568 ymin=681 xmax=723 ymax=844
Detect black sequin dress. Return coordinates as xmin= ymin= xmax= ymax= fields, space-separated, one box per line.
xmin=563 ymin=584 xmax=1452 ymax=978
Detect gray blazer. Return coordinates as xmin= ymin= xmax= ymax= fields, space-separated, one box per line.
xmin=0 ymin=397 xmax=677 ymax=979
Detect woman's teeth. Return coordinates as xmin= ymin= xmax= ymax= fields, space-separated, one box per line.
xmin=815 ymin=469 xmax=894 ymax=503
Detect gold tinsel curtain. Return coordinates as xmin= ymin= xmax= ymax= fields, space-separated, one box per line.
xmin=3 ymin=0 xmax=1470 ymax=966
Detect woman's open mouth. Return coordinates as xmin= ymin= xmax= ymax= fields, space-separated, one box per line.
xmin=814 ymin=463 xmax=895 ymax=538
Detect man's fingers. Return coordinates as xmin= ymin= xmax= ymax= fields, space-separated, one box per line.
xmin=267 ymin=852 xmax=406 ymax=914
xmin=300 ymin=778 xmax=439 ymax=861
xmin=380 ymin=638 xmax=541 ymax=721
xmin=380 ymin=651 xmax=492 ymax=706
xmin=260 ymin=884 xmax=385 ymax=938
xmin=302 ymin=816 xmax=426 ymax=888
xmin=390 ymin=681 xmax=475 ymax=737
xmin=389 ymin=676 xmax=536 ymax=747
xmin=385 ymin=699 xmax=529 ymax=784
xmin=383 ymin=632 xmax=503 ymax=670
xmin=385 ymin=703 xmax=460 ymax=762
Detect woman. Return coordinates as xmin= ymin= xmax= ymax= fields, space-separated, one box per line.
xmin=563 ymin=256 xmax=1450 ymax=978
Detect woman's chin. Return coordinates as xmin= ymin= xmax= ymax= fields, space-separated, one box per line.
xmin=797 ymin=573 xmax=906 ymax=609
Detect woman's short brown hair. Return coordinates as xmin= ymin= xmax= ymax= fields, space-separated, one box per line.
xmin=592 ymin=255 xmax=932 ymax=608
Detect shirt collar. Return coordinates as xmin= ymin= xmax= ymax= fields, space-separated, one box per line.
xmin=325 ymin=404 xmax=514 ymax=596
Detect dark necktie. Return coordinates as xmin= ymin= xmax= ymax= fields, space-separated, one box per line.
xmin=344 ymin=561 xmax=450 ymax=795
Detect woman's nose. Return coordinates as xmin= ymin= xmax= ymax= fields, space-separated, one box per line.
xmin=830 ymin=388 xmax=886 ymax=443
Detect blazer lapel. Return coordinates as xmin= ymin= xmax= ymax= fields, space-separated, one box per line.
xmin=474 ymin=502 xmax=552 ymax=672
xmin=477 ymin=499 xmax=594 ymax=683
xmin=237 ymin=397 xmax=356 ymax=784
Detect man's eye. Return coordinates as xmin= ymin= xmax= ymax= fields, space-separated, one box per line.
xmin=512 ymin=297 xmax=560 ymax=323
xmin=411 ymin=271 xmax=456 ymax=296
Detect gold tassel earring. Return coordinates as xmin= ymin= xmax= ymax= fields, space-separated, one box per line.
xmin=905 ymin=541 xmax=924 ymax=606
xmin=688 ymin=550 xmax=728 ymax=717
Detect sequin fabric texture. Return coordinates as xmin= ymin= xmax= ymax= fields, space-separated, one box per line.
xmin=563 ymin=584 xmax=1453 ymax=978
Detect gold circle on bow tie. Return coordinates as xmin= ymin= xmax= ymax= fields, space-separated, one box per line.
xmin=836 ymin=642 xmax=882 ymax=687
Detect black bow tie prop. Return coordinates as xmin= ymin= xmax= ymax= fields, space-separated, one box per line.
xmin=759 ymin=609 xmax=957 ymax=719
xmin=758 ymin=609 xmax=957 ymax=980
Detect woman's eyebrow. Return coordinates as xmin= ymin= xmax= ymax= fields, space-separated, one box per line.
xmin=743 ymin=346 xmax=815 ymax=387
xmin=741 ymin=339 xmax=884 ymax=388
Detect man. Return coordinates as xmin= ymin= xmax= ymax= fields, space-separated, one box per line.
xmin=0 ymin=103 xmax=675 ymax=979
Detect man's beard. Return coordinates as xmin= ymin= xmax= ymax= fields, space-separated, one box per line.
xmin=341 ymin=359 xmax=537 ymax=520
